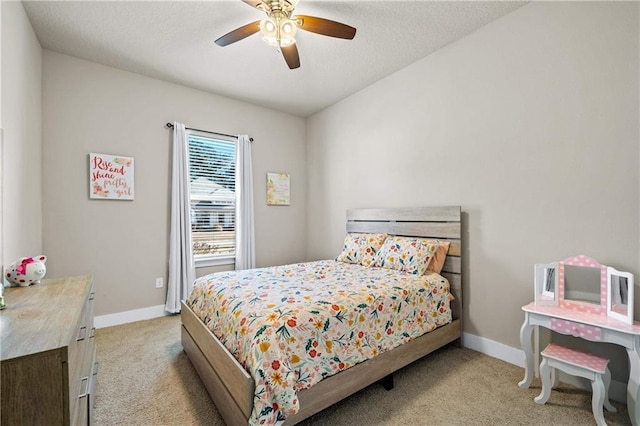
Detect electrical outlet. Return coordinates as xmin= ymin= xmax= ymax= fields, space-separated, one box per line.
xmin=155 ymin=277 xmax=163 ymax=288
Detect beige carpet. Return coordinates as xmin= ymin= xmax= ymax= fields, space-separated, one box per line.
xmin=94 ymin=315 xmax=632 ymax=425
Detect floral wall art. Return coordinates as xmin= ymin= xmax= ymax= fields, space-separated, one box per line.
xmin=267 ymin=172 xmax=290 ymax=206
xmin=89 ymin=153 xmax=134 ymax=200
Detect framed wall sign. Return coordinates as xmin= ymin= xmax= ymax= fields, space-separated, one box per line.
xmin=267 ymin=172 xmax=290 ymax=206
xmin=89 ymin=153 xmax=135 ymax=200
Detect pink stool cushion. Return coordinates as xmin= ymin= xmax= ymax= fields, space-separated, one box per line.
xmin=541 ymin=343 xmax=609 ymax=373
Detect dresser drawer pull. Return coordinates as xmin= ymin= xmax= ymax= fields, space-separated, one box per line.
xmin=93 ymin=362 xmax=99 ymax=376
xmin=77 ymin=326 xmax=87 ymax=341
xmin=90 ymin=327 xmax=96 ymax=339
xmin=89 ymin=292 xmax=95 ymax=301
xmin=78 ymin=376 xmax=89 ymax=399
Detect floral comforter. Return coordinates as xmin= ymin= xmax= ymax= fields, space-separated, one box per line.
xmin=186 ymin=260 xmax=452 ymax=425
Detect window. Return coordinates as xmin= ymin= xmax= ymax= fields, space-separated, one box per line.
xmin=187 ymin=130 xmax=236 ymax=265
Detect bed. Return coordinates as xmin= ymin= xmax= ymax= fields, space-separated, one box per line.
xmin=181 ymin=206 xmax=463 ymax=425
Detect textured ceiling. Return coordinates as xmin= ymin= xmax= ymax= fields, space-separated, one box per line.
xmin=22 ymin=0 xmax=527 ymax=117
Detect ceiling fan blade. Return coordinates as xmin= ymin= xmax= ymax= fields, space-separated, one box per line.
xmin=293 ymin=15 xmax=356 ymax=40
xmin=281 ymin=44 xmax=300 ymax=69
xmin=214 ymin=21 xmax=261 ymax=47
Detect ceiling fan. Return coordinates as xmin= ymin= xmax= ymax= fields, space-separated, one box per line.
xmin=214 ymin=0 xmax=356 ymax=70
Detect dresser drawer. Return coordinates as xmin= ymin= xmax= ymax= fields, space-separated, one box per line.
xmin=550 ymin=318 xmax=602 ymax=341
xmin=68 ymin=310 xmax=88 ymax=381
xmin=70 ymin=284 xmax=96 ymax=425
xmin=72 ymin=338 xmax=97 ymax=426
xmin=88 ymin=352 xmax=98 ymax=425
xmin=73 ymin=377 xmax=89 ymax=426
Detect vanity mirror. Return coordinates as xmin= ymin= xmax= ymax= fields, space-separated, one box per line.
xmin=534 ymin=262 xmax=558 ymax=306
xmin=607 ymin=267 xmax=634 ymax=324
xmin=533 ymin=255 xmax=635 ymax=322
xmin=563 ymin=264 xmax=601 ymax=304
xmin=557 ymin=255 xmax=607 ymax=315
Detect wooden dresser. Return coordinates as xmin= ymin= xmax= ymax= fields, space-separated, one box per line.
xmin=1 ymin=275 xmax=97 ymax=425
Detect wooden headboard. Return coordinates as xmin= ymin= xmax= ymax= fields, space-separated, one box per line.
xmin=345 ymin=206 xmax=462 ymax=321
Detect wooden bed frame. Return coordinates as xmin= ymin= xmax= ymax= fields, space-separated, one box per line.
xmin=181 ymin=206 xmax=463 ymax=425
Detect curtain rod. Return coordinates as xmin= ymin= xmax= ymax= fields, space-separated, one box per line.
xmin=165 ymin=122 xmax=253 ymax=142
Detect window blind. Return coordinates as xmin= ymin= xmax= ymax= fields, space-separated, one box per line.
xmin=187 ymin=131 xmax=237 ymax=258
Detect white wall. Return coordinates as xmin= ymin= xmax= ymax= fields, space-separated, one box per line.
xmin=42 ymin=52 xmax=307 ymax=316
xmin=1 ymin=1 xmax=43 ymax=273
xmin=1 ymin=1 xmax=3 ymax=279
xmin=307 ymin=0 xmax=639 ymax=367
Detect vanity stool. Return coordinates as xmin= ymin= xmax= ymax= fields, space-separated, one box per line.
xmin=535 ymin=343 xmax=616 ymax=426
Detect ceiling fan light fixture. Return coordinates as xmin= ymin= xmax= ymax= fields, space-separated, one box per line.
xmin=260 ymin=17 xmax=278 ymax=46
xmin=260 ymin=16 xmax=297 ymax=48
xmin=263 ymin=19 xmax=276 ymax=33
xmin=282 ymin=20 xmax=296 ymax=35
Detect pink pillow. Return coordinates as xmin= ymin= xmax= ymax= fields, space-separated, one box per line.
xmin=427 ymin=240 xmax=451 ymax=274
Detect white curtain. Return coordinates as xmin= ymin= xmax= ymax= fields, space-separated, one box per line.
xmin=165 ymin=122 xmax=195 ymax=313
xmin=235 ymin=134 xmax=255 ymax=270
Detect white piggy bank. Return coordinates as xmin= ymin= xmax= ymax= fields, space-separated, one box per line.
xmin=5 ymin=255 xmax=47 ymax=287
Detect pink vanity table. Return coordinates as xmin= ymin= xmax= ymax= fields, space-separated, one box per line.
xmin=518 ymin=255 xmax=640 ymax=425
xmin=519 ymin=303 xmax=640 ymax=425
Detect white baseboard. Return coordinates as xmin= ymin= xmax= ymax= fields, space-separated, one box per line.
xmin=462 ymin=331 xmax=627 ymax=404
xmin=95 ymin=304 xmax=168 ymax=329
xmin=463 ymin=332 xmax=525 ymax=368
